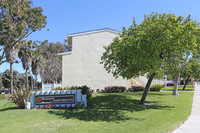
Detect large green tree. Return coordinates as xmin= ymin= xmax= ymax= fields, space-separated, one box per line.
xmin=0 ymin=0 xmax=47 ymax=93
xmin=101 ymin=13 xmax=200 ymax=104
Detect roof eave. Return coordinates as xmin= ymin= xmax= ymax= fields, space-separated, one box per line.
xmin=58 ymin=51 xmax=72 ymax=56
xmin=68 ymin=28 xmax=120 ymax=37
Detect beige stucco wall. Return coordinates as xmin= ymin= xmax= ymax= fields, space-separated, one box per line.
xmin=62 ymin=31 xmax=129 ymax=90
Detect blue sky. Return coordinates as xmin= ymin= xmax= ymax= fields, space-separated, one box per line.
xmin=1 ymin=0 xmax=200 ymax=77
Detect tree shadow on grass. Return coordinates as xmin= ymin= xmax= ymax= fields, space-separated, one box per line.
xmin=48 ymin=94 xmax=174 ymax=122
xmin=0 ymin=106 xmax=18 ymax=112
xmin=0 ymin=102 xmax=18 ymax=112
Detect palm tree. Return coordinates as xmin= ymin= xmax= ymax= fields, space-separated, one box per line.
xmin=32 ymin=53 xmax=43 ymax=88
xmin=5 ymin=45 xmax=20 ymax=94
xmin=20 ymin=41 xmax=33 ymax=88
xmin=22 ymin=56 xmax=32 ymax=88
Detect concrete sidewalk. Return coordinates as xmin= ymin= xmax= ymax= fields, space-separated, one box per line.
xmin=172 ymin=83 xmax=200 ymax=133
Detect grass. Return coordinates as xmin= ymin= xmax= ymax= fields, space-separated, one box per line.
xmin=0 ymin=94 xmax=6 ymax=100
xmin=0 ymin=91 xmax=193 ymax=133
xmin=162 ymin=85 xmax=195 ymax=91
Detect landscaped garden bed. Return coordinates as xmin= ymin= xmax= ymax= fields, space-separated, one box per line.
xmin=0 ymin=91 xmax=193 ymax=133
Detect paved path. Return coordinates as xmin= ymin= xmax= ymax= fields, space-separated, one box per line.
xmin=172 ymin=83 xmax=200 ymax=133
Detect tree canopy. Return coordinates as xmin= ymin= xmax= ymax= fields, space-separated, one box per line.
xmin=0 ymin=0 xmax=47 ymax=93
xmin=101 ymin=13 xmax=200 ymax=104
xmin=0 ymin=0 xmax=47 ymax=64
xmin=35 ymin=40 xmax=67 ymax=83
xmin=2 ymin=69 xmax=24 ymax=88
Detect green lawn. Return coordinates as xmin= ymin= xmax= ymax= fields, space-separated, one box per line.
xmin=0 ymin=94 xmax=6 ymax=100
xmin=162 ymin=85 xmax=195 ymax=91
xmin=0 ymin=91 xmax=193 ymax=133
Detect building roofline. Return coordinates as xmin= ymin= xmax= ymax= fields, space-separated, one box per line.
xmin=68 ymin=28 xmax=121 ymax=37
xmin=58 ymin=51 xmax=72 ymax=56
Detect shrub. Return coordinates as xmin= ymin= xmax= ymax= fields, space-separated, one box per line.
xmin=103 ymin=86 xmax=126 ymax=93
xmin=96 ymin=89 xmax=101 ymax=93
xmin=11 ymin=87 xmax=32 ymax=109
xmin=54 ymin=87 xmax=64 ymax=90
xmin=75 ymin=102 xmax=85 ymax=109
xmin=89 ymin=89 xmax=94 ymax=93
xmin=101 ymin=89 xmax=105 ymax=93
xmin=78 ymin=85 xmax=92 ymax=100
xmin=71 ymin=86 xmax=79 ymax=90
xmin=55 ymin=85 xmax=92 ymax=100
xmin=54 ymin=86 xmax=79 ymax=90
xmin=67 ymin=85 xmax=92 ymax=100
xmin=65 ymin=86 xmax=79 ymax=90
xmin=128 ymin=86 xmax=144 ymax=92
xmin=150 ymin=84 xmax=163 ymax=91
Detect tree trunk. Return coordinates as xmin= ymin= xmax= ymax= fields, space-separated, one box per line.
xmin=173 ymin=70 xmax=180 ymax=95
xmin=33 ymin=75 xmax=35 ymax=88
xmin=139 ymin=73 xmax=156 ymax=105
xmin=182 ymin=76 xmax=190 ymax=90
xmin=35 ymin=74 xmax=37 ymax=88
xmin=31 ymin=75 xmax=33 ymax=90
xmin=10 ymin=63 xmax=13 ymax=94
xmin=26 ymin=69 xmax=28 ymax=89
xmin=30 ymin=70 xmax=33 ymax=90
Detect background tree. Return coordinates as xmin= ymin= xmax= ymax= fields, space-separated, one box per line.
xmin=40 ymin=55 xmax=62 ymax=83
xmin=101 ymin=13 xmax=200 ymax=105
xmin=191 ymin=61 xmax=200 ymax=82
xmin=5 ymin=45 xmax=20 ymax=93
xmin=19 ymin=40 xmax=34 ymax=88
xmin=37 ymin=41 xmax=67 ymax=83
xmin=164 ymin=16 xmax=200 ymax=95
xmin=0 ymin=0 xmax=47 ymax=64
xmin=181 ymin=58 xmax=200 ymax=90
xmin=1 ymin=69 xmax=34 ymax=90
xmin=2 ymin=69 xmax=21 ymax=89
xmin=0 ymin=0 xmax=47 ymax=93
xmin=17 ymin=73 xmax=26 ymax=88
xmin=27 ymin=74 xmax=34 ymax=88
xmin=31 ymin=49 xmax=43 ymax=88
xmin=64 ymin=39 xmax=72 ymax=52
xmin=0 ymin=72 xmax=3 ymax=90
